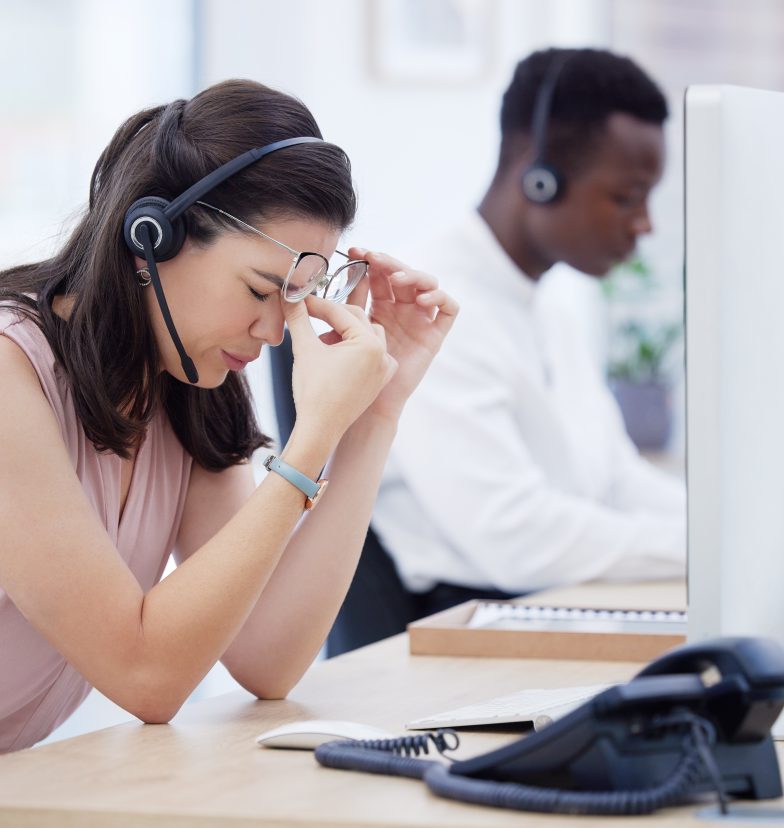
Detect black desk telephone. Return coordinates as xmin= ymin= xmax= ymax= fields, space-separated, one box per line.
xmin=315 ymin=637 xmax=784 ymax=815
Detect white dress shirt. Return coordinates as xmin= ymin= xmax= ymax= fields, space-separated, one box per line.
xmin=373 ymin=212 xmax=686 ymax=594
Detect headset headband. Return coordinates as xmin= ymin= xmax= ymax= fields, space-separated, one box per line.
xmin=520 ymin=52 xmax=574 ymax=205
xmin=165 ymin=136 xmax=324 ymax=221
xmin=530 ymin=53 xmax=572 ymax=165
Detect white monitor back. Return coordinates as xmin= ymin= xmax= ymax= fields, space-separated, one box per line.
xmin=686 ymin=84 xmax=784 ymax=642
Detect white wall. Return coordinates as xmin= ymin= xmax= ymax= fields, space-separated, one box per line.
xmin=199 ymin=0 xmax=612 ymax=254
xmin=0 ymin=0 xmax=195 ymax=268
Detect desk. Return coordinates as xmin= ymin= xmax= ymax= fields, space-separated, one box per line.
xmin=0 ymin=582 xmax=778 ymax=827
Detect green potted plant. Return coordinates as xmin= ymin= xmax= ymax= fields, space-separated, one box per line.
xmin=602 ymin=255 xmax=683 ymax=451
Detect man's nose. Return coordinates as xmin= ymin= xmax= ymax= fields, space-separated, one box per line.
xmin=631 ymin=203 xmax=653 ymax=236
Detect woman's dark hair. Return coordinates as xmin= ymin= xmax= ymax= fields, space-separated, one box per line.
xmin=498 ymin=47 xmax=669 ymax=175
xmin=0 ymin=79 xmax=357 ymax=470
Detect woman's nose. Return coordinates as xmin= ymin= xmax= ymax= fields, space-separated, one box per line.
xmin=249 ymin=298 xmax=286 ymax=346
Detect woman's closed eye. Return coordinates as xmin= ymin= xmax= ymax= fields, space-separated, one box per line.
xmin=248 ymin=286 xmax=273 ymax=303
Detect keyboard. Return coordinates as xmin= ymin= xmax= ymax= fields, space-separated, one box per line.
xmin=406 ymin=683 xmax=611 ymax=732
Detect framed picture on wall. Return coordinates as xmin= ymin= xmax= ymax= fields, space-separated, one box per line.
xmin=368 ymin=0 xmax=498 ymax=83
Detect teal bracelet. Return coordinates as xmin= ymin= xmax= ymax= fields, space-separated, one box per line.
xmin=263 ymin=455 xmax=329 ymax=510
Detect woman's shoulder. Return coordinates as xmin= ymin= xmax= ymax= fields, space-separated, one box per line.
xmin=0 ymin=303 xmax=70 ymax=427
xmin=0 ymin=318 xmax=55 ymax=425
xmin=0 ymin=301 xmax=29 ymax=332
xmin=0 ymin=303 xmax=53 ymax=359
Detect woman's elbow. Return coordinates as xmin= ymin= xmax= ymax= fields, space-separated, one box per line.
xmin=234 ymin=669 xmax=296 ymax=701
xmin=253 ymin=684 xmax=291 ymax=701
xmin=129 ymin=694 xmax=184 ymax=725
xmin=136 ymin=707 xmax=177 ymax=726
xmin=122 ymin=674 xmax=190 ymax=724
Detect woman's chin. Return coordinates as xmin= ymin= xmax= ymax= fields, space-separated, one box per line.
xmin=198 ymin=369 xmax=230 ymax=389
xmin=164 ymin=365 xmax=228 ymax=388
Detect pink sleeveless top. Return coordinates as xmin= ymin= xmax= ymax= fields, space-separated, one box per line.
xmin=0 ymin=308 xmax=193 ymax=752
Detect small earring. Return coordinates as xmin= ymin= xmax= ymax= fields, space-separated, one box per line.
xmin=136 ymin=268 xmax=152 ymax=287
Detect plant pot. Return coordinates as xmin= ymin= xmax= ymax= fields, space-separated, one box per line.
xmin=609 ymin=378 xmax=673 ymax=451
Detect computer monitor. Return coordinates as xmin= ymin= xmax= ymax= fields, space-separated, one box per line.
xmin=686 ymin=84 xmax=784 ymax=643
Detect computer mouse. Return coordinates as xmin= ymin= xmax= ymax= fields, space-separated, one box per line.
xmin=256 ymin=719 xmax=396 ymax=750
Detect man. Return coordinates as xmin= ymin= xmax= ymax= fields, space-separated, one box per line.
xmin=326 ymin=47 xmax=685 ymax=656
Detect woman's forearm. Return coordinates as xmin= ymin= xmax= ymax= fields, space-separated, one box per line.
xmin=220 ymin=409 xmax=399 ymax=696
xmin=134 ymin=427 xmax=339 ymax=718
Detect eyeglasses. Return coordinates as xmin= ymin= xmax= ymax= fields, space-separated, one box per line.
xmin=195 ymin=201 xmax=367 ymax=303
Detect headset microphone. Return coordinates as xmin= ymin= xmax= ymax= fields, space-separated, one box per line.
xmin=134 ymin=222 xmax=198 ymax=383
xmin=123 ymin=136 xmax=325 ymax=384
xmin=520 ymin=54 xmax=573 ymax=205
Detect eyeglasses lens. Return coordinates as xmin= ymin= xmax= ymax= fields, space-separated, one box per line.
xmin=316 ymin=261 xmax=367 ymax=302
xmin=283 ymin=255 xmax=328 ymax=301
xmin=283 ymin=257 xmax=368 ymax=303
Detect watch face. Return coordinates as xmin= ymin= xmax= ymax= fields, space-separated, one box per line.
xmin=305 ymin=479 xmax=329 ymax=510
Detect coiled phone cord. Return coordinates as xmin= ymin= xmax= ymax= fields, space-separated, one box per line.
xmin=315 ymin=713 xmax=728 ymax=816
xmin=347 ymin=729 xmax=460 ymax=759
xmin=315 ymin=730 xmax=458 ymax=780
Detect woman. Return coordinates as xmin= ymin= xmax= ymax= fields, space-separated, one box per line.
xmin=0 ymin=79 xmax=457 ymax=752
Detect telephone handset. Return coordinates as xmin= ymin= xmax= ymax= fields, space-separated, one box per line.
xmin=315 ymin=637 xmax=784 ymax=816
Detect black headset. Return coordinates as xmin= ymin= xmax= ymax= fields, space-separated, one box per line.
xmin=520 ymin=54 xmax=573 ymax=205
xmin=123 ymin=136 xmax=324 ymax=384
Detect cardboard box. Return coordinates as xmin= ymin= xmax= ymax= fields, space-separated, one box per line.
xmin=407 ymin=580 xmax=687 ymax=662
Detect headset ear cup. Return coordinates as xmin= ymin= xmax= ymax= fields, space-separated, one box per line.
xmin=123 ymin=196 xmax=187 ymax=261
xmin=521 ymin=163 xmax=563 ymax=204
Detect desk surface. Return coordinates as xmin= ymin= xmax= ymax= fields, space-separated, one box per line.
xmin=0 ymin=580 xmax=778 ymax=827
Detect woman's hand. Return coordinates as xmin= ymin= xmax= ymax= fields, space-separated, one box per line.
xmin=345 ymin=248 xmax=459 ymax=422
xmin=282 ymin=296 xmax=397 ymax=446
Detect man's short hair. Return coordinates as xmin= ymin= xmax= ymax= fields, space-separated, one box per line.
xmin=499 ymin=47 xmax=668 ymax=175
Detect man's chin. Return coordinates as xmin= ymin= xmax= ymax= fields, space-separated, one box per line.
xmin=587 ymin=252 xmax=633 ymax=278
xmin=562 ymin=251 xmax=618 ymax=277
xmin=571 ymin=261 xmax=614 ymax=278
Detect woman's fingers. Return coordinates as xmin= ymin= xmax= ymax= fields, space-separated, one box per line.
xmin=390 ymin=269 xmax=439 ymax=301
xmin=318 ymin=330 xmax=342 ymax=346
xmin=350 ymin=248 xmax=407 ymax=276
xmin=351 ymin=247 xmax=405 ymax=303
xmin=370 ymin=322 xmax=387 ymax=348
xmin=286 ymin=293 xmax=394 ymax=440
xmin=415 ymin=287 xmax=449 ymax=309
xmin=346 ymin=273 xmax=370 ymax=311
xmin=422 ymin=288 xmax=460 ymax=335
xmin=288 ymin=258 xmax=457 ymax=357
xmin=369 ymin=266 xmax=397 ymax=302
xmin=284 ymin=295 xmax=375 ymax=357
xmin=301 ymin=294 xmax=372 ymax=339
xmin=318 ymin=319 xmax=386 ymax=350
xmin=280 ymin=297 xmax=317 ymax=351
xmin=350 ymin=247 xmax=440 ymax=305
